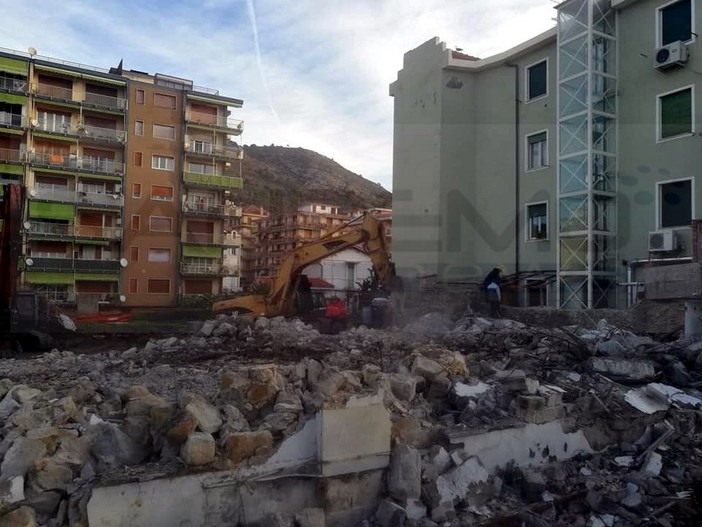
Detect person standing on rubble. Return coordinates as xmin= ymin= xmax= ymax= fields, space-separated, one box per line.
xmin=482 ymin=266 xmax=504 ymax=318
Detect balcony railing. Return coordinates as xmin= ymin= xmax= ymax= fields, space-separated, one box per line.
xmin=186 ymin=111 xmax=243 ymax=132
xmin=0 ymin=148 xmax=22 ymax=162
xmin=0 ymin=76 xmax=28 ymax=93
xmin=0 ymin=112 xmax=25 ymax=128
xmin=34 ymin=83 xmax=74 ymax=102
xmin=29 ymin=152 xmax=124 ymax=175
xmin=35 ymin=118 xmax=75 ymax=134
xmin=180 ymin=262 xmax=239 ymax=276
xmin=182 ymin=201 xmax=226 ymax=217
xmin=223 ymin=233 xmax=242 ymax=247
xmin=30 ymin=257 xmax=121 ymax=273
xmin=28 ymin=221 xmax=122 ymax=240
xmin=182 ymin=232 xmax=218 ymax=245
xmin=82 ymin=92 xmax=127 ymax=111
xmin=31 ymin=186 xmax=123 ymax=207
xmin=79 ymin=125 xmax=126 ymax=143
xmin=74 ymin=225 xmax=122 ymax=240
xmin=185 ymin=141 xmax=243 ymax=160
xmin=183 ymin=171 xmax=243 ymax=189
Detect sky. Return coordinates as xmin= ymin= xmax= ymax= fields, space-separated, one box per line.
xmin=2 ymin=0 xmax=557 ymax=191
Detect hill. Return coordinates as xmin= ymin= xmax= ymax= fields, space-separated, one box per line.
xmin=229 ymin=145 xmax=392 ymax=215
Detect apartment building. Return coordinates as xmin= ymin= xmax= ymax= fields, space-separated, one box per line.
xmin=239 ymin=204 xmax=269 ymax=288
xmin=391 ymin=0 xmax=701 ymax=309
xmin=0 ymin=48 xmax=244 ymax=309
xmin=254 ymin=203 xmax=349 ymax=277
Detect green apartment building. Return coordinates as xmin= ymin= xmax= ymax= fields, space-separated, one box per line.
xmin=391 ymin=0 xmax=701 ymax=309
xmin=0 ymin=47 xmax=244 ymax=310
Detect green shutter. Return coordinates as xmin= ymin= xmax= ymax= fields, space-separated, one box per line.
xmin=0 ymin=163 xmax=24 ymax=175
xmin=0 ymin=56 xmax=28 ymax=75
xmin=25 ymin=271 xmax=74 ymax=285
xmin=74 ymin=273 xmax=118 ymax=281
xmin=35 ymin=64 xmax=82 ymax=78
xmin=0 ymin=93 xmax=28 ymax=105
xmin=661 ymin=88 xmax=692 ymax=139
xmin=182 ymin=245 xmax=221 ymax=257
xmin=29 ymin=202 xmax=75 ymax=220
xmin=81 ymin=73 xmax=126 ymax=86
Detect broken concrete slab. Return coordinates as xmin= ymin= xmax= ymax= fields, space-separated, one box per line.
xmin=388 ymin=443 xmax=421 ymax=502
xmin=588 ymin=357 xmax=656 ymax=381
xmin=435 ymin=456 xmax=489 ymax=504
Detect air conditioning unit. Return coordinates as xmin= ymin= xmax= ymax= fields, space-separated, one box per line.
xmin=654 ymin=41 xmax=689 ymax=71
xmin=648 ymin=229 xmax=677 ymax=252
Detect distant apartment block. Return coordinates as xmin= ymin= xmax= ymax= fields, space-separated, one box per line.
xmin=0 ymin=47 xmax=244 ymax=309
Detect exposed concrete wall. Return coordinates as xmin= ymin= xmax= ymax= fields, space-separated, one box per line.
xmin=88 ymin=395 xmax=391 ymax=527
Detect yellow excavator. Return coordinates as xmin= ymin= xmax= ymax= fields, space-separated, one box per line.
xmin=212 ymin=213 xmax=392 ymax=318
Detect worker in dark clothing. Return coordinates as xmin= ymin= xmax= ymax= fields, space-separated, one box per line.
xmin=297 ymin=275 xmax=314 ymax=315
xmin=482 ymin=266 xmax=504 ymax=318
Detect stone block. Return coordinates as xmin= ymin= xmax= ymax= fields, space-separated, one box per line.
xmin=538 ymin=385 xmax=565 ymax=407
xmin=183 ymin=394 xmax=222 ymax=434
xmin=388 ymin=444 xmax=421 ymax=502
xmin=34 ymin=460 xmax=74 ymax=491
xmin=0 ymin=506 xmax=37 ymax=527
xmin=166 ymin=411 xmax=199 ymax=444
xmin=587 ymin=357 xmax=656 ymax=381
xmin=375 ymin=499 xmax=406 ymax=527
xmin=180 ymin=432 xmax=215 ymax=466
xmin=223 ymin=430 xmax=273 ymax=464
xmin=390 ymin=375 xmax=418 ymax=402
xmin=90 ymin=423 xmax=148 ymax=469
xmin=411 ymin=356 xmax=444 ymax=380
xmin=0 ymin=476 xmax=24 ymax=505
xmin=1 ymin=438 xmax=47 ymax=478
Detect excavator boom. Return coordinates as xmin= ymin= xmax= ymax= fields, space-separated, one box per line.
xmin=213 ymin=214 xmax=392 ymax=317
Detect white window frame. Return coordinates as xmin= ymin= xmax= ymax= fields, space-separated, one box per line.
xmin=525 ymin=201 xmax=549 ymax=242
xmin=150 ymin=185 xmax=174 ymax=202
xmin=656 ymin=176 xmax=694 ymax=229
xmin=656 ymin=0 xmax=696 ymax=47
xmin=525 ymin=58 xmax=548 ymax=103
xmin=525 ymin=129 xmax=549 ymax=172
xmin=152 ymin=155 xmax=175 ymax=171
xmin=656 ymin=84 xmax=695 ymax=142
xmin=149 ymin=215 xmax=173 ymax=233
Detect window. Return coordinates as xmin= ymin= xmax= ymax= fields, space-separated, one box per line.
xmin=136 ymin=90 xmax=145 ymax=104
xmin=658 ymin=86 xmax=693 ymax=140
xmin=526 ymin=59 xmax=547 ymax=101
xmin=153 ymin=93 xmax=176 ymax=109
xmin=188 ymin=162 xmax=214 ymax=175
xmin=134 ymin=152 xmax=143 ymax=167
xmin=132 ymin=183 xmax=142 ymax=198
xmin=526 ymin=131 xmax=548 ymax=170
xmin=658 ymin=178 xmax=693 ymax=228
xmin=130 ymin=246 xmax=139 ymax=262
xmin=152 ymin=155 xmax=175 ymax=171
xmin=658 ymin=0 xmax=693 ymax=46
xmin=151 ymin=185 xmax=174 ymax=201
xmin=149 ymin=216 xmax=173 ymax=232
xmin=135 ymin=120 xmax=144 ymax=135
xmin=192 ymin=140 xmax=213 ymax=154
xmin=148 ymin=248 xmax=171 ymax=263
xmin=128 ymin=278 xmax=138 ymax=294
xmin=131 ymin=215 xmax=140 ymax=231
xmin=153 ymin=123 xmax=176 ymax=140
xmin=526 ymin=202 xmax=548 ymax=241
xmin=147 ymin=279 xmax=170 ymax=294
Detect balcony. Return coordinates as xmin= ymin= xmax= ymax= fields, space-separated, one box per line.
xmin=78 ymin=124 xmax=126 ymax=144
xmin=0 ymin=112 xmax=26 ymax=129
xmin=34 ymin=83 xmax=75 ymax=104
xmin=35 ymin=118 xmax=76 ymax=135
xmin=185 ymin=111 xmax=243 ymax=134
xmin=31 ymin=185 xmax=123 ymax=207
xmin=0 ymin=147 xmax=23 ymax=163
xmin=0 ymin=76 xmax=28 ymax=93
xmin=180 ymin=261 xmax=235 ymax=276
xmin=29 ymin=152 xmax=124 ymax=175
xmin=27 ymin=221 xmax=122 ymax=240
xmin=184 ymin=141 xmax=243 ymax=160
xmin=29 ymin=257 xmax=121 ymax=273
xmin=223 ymin=233 xmax=242 ymax=247
xmin=183 ymin=171 xmax=243 ymax=190
xmin=82 ymin=92 xmax=127 ymax=111
xmin=182 ymin=201 xmax=227 ymax=218
xmin=74 ymin=225 xmax=122 ymax=240
xmin=182 ymin=232 xmax=219 ymax=245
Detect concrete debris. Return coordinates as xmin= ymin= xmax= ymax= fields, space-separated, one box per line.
xmin=0 ymin=313 xmax=700 ymax=526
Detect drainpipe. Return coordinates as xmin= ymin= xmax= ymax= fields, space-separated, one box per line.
xmin=506 ymin=64 xmax=520 ymax=299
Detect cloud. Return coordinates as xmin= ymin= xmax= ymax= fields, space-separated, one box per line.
xmin=2 ymin=0 xmax=556 ymax=191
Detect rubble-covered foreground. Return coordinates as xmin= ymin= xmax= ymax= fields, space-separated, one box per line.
xmin=1 ymin=312 xmax=702 ymax=526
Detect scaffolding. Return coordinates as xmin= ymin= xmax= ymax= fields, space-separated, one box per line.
xmin=557 ymin=0 xmax=618 ymax=309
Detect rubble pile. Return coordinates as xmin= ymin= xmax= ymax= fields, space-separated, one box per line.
xmin=0 ymin=313 xmax=700 ymax=526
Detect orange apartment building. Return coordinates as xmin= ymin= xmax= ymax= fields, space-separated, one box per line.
xmin=0 ymin=48 xmax=244 ymax=310
xmin=254 ymin=203 xmax=349 ymax=277
xmin=238 ymin=204 xmax=268 ymax=288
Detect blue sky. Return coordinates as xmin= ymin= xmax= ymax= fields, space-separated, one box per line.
xmin=2 ymin=0 xmax=556 ymax=190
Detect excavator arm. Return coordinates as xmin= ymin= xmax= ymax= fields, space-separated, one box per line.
xmin=212 ymin=214 xmax=392 ymax=317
